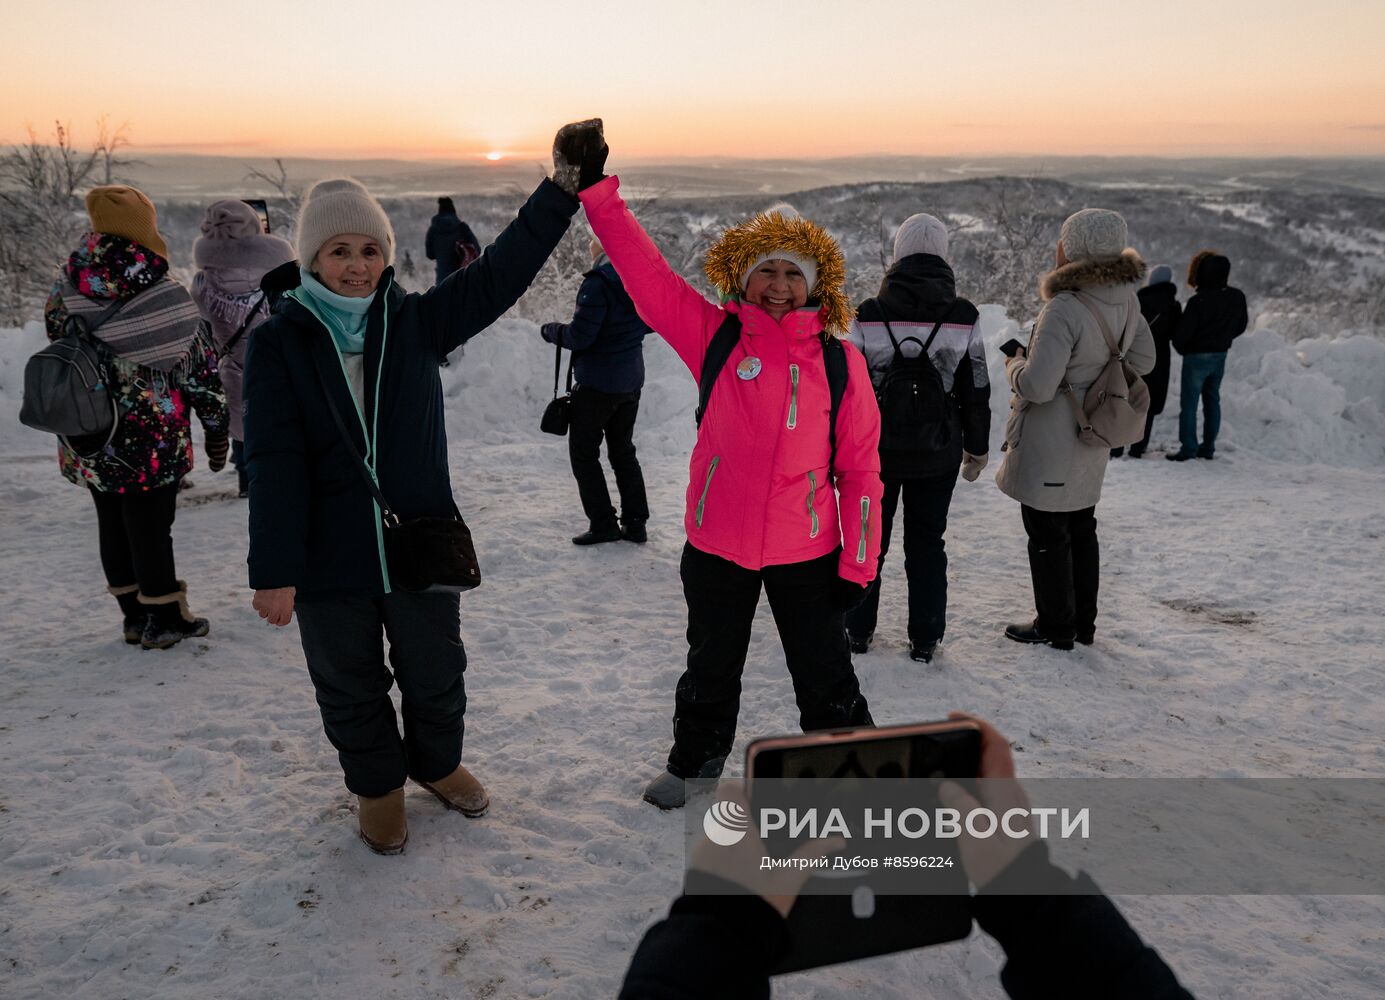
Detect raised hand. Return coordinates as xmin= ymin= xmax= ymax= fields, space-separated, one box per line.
xmin=552 ymin=119 xmax=609 ymax=196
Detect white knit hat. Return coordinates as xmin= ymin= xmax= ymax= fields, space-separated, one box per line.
xmin=893 ymin=213 xmax=949 ymax=262
xmin=740 ymin=252 xmax=818 ymax=294
xmin=295 ymin=178 xmax=395 ymax=268
xmin=1059 ymin=208 xmax=1127 ymax=263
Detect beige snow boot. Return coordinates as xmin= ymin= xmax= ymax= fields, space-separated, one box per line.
xmin=139 ymin=580 xmax=210 ymax=650
xmin=416 ymin=764 xmax=489 ymax=818
xmin=357 ymin=788 xmax=408 ymax=855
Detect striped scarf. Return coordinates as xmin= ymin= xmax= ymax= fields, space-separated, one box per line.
xmin=51 ymin=274 xmax=203 ymax=373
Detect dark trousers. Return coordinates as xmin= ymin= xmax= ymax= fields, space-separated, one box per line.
xmin=1020 ymin=505 xmax=1099 ymax=642
xmin=296 ymin=590 xmax=468 ymax=797
xmin=1178 ymin=352 xmax=1227 ymax=456
xmin=231 ymin=438 xmax=248 ymax=495
xmin=668 ymin=544 xmax=873 ymax=778
xmin=843 ymin=475 xmax=957 ymax=647
xmin=89 ymin=484 xmax=179 ymax=597
xmin=569 ymin=385 xmax=648 ymax=531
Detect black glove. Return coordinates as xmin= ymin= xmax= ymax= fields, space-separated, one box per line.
xmin=832 ymin=577 xmax=868 ymax=614
xmin=552 ymin=118 xmax=609 ymax=196
xmin=541 ymin=321 xmax=565 ymax=344
xmin=205 ymin=430 xmax=229 ymax=473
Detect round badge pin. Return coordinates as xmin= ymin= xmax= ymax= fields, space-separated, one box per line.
xmin=736 ymin=357 xmax=762 ymax=380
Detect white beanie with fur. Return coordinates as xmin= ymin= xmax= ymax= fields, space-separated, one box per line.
xmin=295 ymin=178 xmax=395 ymax=268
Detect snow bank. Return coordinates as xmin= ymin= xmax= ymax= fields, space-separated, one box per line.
xmin=3 ymin=313 xmax=1382 ymax=469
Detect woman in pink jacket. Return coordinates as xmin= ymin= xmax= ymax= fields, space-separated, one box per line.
xmin=580 ymin=170 xmax=884 ymax=809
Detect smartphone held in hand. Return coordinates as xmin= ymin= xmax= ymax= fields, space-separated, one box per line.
xmin=743 ymin=720 xmax=983 ymax=974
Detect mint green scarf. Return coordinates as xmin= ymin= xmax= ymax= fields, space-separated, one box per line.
xmin=285 ymin=267 xmax=374 ymax=354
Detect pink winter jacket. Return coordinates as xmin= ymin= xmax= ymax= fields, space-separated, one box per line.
xmin=581 ymin=177 xmax=883 ymax=584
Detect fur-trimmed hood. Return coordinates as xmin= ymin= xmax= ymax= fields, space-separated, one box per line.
xmin=703 ymin=210 xmax=852 ymax=335
xmin=1040 ymin=249 xmax=1147 ymax=301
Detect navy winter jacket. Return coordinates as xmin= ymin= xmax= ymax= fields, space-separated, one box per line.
xmin=1173 ymin=255 xmax=1247 ymax=356
xmin=424 ymin=211 xmax=481 ymax=284
xmin=540 ymin=260 xmax=651 ymax=394
xmin=244 ymin=179 xmax=577 ymax=596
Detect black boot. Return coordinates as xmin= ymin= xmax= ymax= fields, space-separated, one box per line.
xmin=140 ymin=581 xmax=210 ymax=650
xmin=572 ymin=523 xmax=622 ymax=545
xmin=909 ymin=639 xmax=940 ymax=663
xmin=846 ymin=631 xmax=872 ymax=654
xmin=620 ymin=518 xmax=647 ymax=544
xmin=1004 ymin=620 xmax=1074 ymax=651
xmin=109 ymin=584 xmax=146 ymax=645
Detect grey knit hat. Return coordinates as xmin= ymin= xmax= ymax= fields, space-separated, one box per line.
xmin=893 ymin=213 xmax=949 ymax=262
xmin=295 ymin=178 xmax=395 ymax=268
xmin=1148 ymin=264 xmax=1174 ymax=286
xmin=1059 ymin=208 xmax=1127 ymax=262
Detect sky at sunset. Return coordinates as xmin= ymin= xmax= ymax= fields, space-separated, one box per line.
xmin=2 ymin=0 xmax=1383 ymax=161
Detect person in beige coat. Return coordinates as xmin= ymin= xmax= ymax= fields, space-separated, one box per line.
xmin=995 ymin=209 xmax=1155 ymax=650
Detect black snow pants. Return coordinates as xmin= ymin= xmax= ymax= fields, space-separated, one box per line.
xmin=667 ymin=543 xmax=873 ymax=778
xmin=89 ymin=483 xmax=180 ymax=598
xmin=568 ymin=384 xmax=648 ymax=531
xmin=296 ymin=590 xmax=468 ymax=797
xmin=1021 ymin=505 xmax=1099 ymax=642
xmin=843 ymin=474 xmax=957 ymax=648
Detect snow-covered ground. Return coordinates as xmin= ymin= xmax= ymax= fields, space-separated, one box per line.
xmin=1 ymin=314 xmax=1383 ymax=999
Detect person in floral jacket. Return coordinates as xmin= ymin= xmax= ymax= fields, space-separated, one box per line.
xmin=44 ymin=186 xmax=228 ymax=649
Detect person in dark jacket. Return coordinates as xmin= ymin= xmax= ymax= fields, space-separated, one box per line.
xmin=43 ymin=186 xmax=229 ymax=650
xmin=1117 ymin=263 xmax=1182 ymax=458
xmin=541 ymin=237 xmax=652 ymax=544
xmin=619 ymin=714 xmax=1195 ymax=1000
xmin=845 ymin=214 xmax=990 ymax=662
xmin=424 ymin=196 xmax=481 ymax=286
xmin=244 ymin=120 xmax=608 ymax=855
xmin=1167 ymin=251 xmax=1247 ymax=461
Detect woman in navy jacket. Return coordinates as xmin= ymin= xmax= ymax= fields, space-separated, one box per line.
xmin=244 ymin=121 xmax=609 ymax=854
xmin=541 ymin=237 xmax=652 ymax=544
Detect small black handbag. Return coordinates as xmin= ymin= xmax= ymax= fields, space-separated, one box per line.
xmin=540 ymin=341 xmax=573 ymax=436
xmin=310 ymin=347 xmax=480 ymax=593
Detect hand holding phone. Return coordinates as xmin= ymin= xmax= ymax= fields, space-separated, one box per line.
xmin=1000 ymin=338 xmax=1025 ymax=359
xmin=937 ymin=712 xmax=1033 ymax=889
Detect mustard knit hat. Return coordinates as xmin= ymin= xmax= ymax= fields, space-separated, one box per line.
xmin=85 ymin=186 xmax=168 ymax=258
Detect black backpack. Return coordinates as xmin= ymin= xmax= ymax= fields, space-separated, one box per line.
xmin=873 ymin=306 xmax=957 ymax=477
xmin=696 ymin=312 xmax=849 ymax=465
xmin=20 ymin=298 xmax=126 ymax=453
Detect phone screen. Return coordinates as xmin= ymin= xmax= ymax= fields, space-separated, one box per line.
xmin=745 ymin=725 xmax=982 ymax=974
xmin=242 ymin=198 xmax=271 ymax=234
xmin=750 ymin=728 xmax=979 ymax=781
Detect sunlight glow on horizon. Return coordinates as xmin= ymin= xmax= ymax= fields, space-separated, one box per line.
xmin=2 ymin=0 xmax=1384 ymax=160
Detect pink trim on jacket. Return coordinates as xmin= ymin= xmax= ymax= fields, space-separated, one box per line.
xmin=580 ymin=176 xmax=882 ymax=584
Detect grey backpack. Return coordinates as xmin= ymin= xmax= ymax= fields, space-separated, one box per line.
xmin=1061 ymin=293 xmax=1150 ymax=449
xmin=20 ymin=299 xmax=126 ymax=451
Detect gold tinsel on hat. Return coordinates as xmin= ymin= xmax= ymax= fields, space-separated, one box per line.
xmin=703 ymin=211 xmax=852 ymax=336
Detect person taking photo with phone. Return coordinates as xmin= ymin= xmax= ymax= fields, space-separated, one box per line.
xmin=994 ymin=209 xmax=1155 ymax=650
xmin=619 ymin=714 xmax=1195 ymax=999
xmin=190 ymin=199 xmax=294 ymax=497
xmin=578 ymin=141 xmax=883 ymax=810
xmin=243 ymin=120 xmax=607 ymax=855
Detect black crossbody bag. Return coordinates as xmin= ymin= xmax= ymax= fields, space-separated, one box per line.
xmin=309 ymin=348 xmax=481 ymax=593
xmin=540 ymin=341 xmax=573 ymax=435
